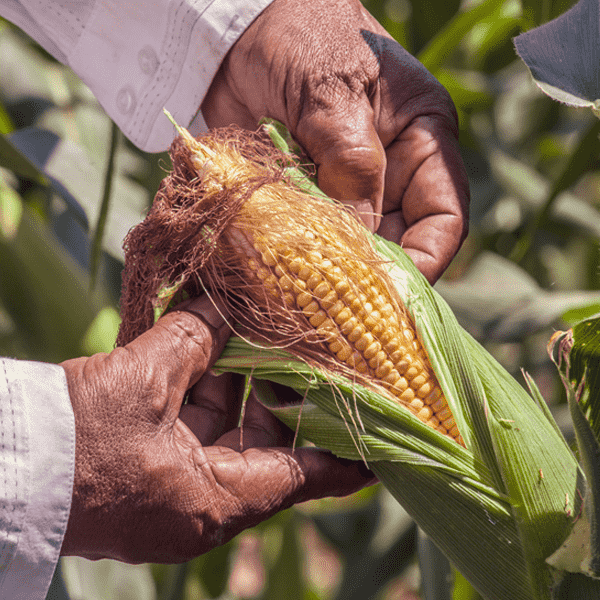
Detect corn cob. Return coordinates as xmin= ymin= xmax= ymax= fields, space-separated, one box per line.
xmin=121 ymin=113 xmax=463 ymax=445
xmin=241 ymin=226 xmax=463 ymax=445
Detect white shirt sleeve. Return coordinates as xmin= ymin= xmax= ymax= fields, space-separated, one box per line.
xmin=0 ymin=0 xmax=275 ymax=152
xmin=0 ymin=359 xmax=75 ymax=600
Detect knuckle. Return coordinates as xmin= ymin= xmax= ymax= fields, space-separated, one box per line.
xmin=160 ymin=310 xmax=214 ymax=365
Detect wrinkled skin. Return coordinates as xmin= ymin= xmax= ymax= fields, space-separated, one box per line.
xmin=61 ymin=0 xmax=469 ymax=563
xmin=60 ymin=297 xmax=374 ymax=562
xmin=202 ymin=0 xmax=470 ymax=284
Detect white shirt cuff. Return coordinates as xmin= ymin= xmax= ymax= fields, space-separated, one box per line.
xmin=0 ymin=359 xmax=75 ymax=600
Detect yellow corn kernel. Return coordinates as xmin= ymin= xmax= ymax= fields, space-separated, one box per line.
xmin=247 ymin=238 xmax=463 ymax=446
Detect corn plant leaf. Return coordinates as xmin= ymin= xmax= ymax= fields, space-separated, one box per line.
xmin=514 ymin=0 xmax=600 ymax=116
xmin=568 ymin=316 xmax=600 ymax=435
xmin=242 ymin=370 xmax=531 ymax=600
xmin=548 ymin=318 xmax=600 ymax=577
xmin=391 ymin=236 xmax=582 ymax=596
xmin=260 ymin=117 xmax=323 ymax=194
xmin=153 ymin=275 xmax=188 ymax=323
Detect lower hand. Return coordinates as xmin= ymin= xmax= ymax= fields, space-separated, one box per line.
xmin=59 ymin=295 xmax=373 ymax=563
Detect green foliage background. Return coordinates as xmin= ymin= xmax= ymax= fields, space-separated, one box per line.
xmin=2 ymin=1 xmax=600 ymax=599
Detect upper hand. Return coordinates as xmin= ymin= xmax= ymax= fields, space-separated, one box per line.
xmin=201 ymin=0 xmax=469 ymax=284
xmin=59 ymin=295 xmax=373 ymax=563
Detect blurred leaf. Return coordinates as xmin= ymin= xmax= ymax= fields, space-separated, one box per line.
xmin=510 ymin=118 xmax=600 ymax=262
xmin=410 ymin=0 xmax=461 ymax=54
xmin=61 ymin=557 xmax=156 ymax=600
xmin=436 ymin=252 xmax=600 ymax=342
xmin=521 ymin=0 xmax=577 ymax=28
xmin=261 ymin=513 xmax=303 ymax=600
xmin=0 ymin=100 xmax=14 ymax=134
xmin=463 ymin=2 xmax=522 ymax=73
xmin=0 ymin=131 xmax=48 ymax=184
xmin=196 ymin=543 xmax=233 ymax=598
xmin=435 ymin=69 xmax=493 ymax=112
xmin=0 ymin=171 xmax=23 ymax=239
xmin=0 ymin=203 xmax=106 ymax=361
xmin=514 ymin=0 xmax=600 ymax=115
xmin=81 ymin=306 xmax=120 ymax=355
xmin=8 ymin=127 xmax=145 ymax=260
xmin=453 ymin=568 xmax=482 ymax=600
xmin=417 ymin=0 xmax=507 ymax=73
xmin=551 ymin=572 xmax=600 ymax=599
xmin=489 ymin=147 xmax=600 ymax=239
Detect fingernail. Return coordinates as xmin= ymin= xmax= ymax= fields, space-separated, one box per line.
xmin=345 ymin=199 xmax=381 ymax=232
xmin=185 ymin=295 xmax=230 ymax=330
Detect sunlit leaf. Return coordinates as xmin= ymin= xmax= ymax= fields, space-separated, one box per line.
xmin=417 ymin=0 xmax=507 ymax=73
xmin=81 ymin=306 xmax=120 ymax=355
xmin=0 ymin=100 xmax=14 ymax=134
xmin=0 ymin=171 xmax=23 ymax=239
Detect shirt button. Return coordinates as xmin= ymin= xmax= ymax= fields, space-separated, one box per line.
xmin=138 ymin=45 xmax=159 ymax=76
xmin=116 ymin=87 xmax=136 ymax=114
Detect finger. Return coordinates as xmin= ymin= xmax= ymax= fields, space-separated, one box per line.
xmin=201 ymin=67 xmax=256 ymax=130
xmin=196 ymin=445 xmax=375 ymax=541
xmin=180 ymin=372 xmax=244 ymax=445
xmin=293 ymin=94 xmax=386 ymax=232
xmin=380 ymin=116 xmax=469 ymax=284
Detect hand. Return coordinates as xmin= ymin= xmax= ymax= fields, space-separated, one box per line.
xmin=201 ymin=0 xmax=469 ymax=284
xmin=59 ymin=295 xmax=373 ymax=563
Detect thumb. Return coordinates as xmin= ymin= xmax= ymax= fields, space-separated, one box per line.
xmin=125 ymin=295 xmax=231 ymax=412
xmin=294 ymin=97 xmax=386 ymax=231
